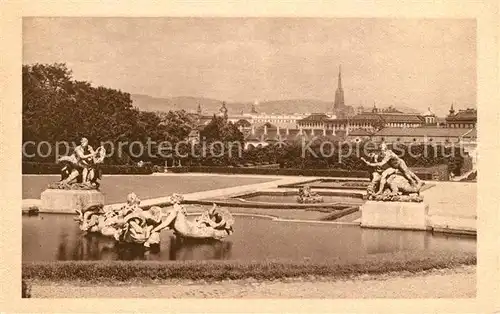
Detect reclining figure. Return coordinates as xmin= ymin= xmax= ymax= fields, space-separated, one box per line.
xmin=296 ymin=185 xmax=324 ymax=204
xmin=75 ymin=193 xmax=234 ymax=248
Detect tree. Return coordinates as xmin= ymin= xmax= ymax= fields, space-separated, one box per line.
xmin=199 ymin=115 xmax=244 ymax=165
xmin=23 ymin=63 xmax=145 ymax=163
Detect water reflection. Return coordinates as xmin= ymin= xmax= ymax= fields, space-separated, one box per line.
xmin=168 ymin=236 xmax=233 ymax=260
xmin=361 ymin=228 xmax=476 ymax=254
xmin=54 ymin=232 xmax=233 ymax=261
xmin=22 ymin=214 xmax=475 ymax=262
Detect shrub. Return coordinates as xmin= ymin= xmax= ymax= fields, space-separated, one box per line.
xmin=22 ymin=162 xmax=153 ymax=175
xmin=169 ymin=166 xmax=370 ymax=177
xmin=152 ymin=165 xmax=165 ymax=173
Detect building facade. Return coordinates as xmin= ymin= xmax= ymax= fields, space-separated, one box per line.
xmin=445 ymin=105 xmax=477 ymax=128
xmin=371 ymin=127 xmax=475 ymax=144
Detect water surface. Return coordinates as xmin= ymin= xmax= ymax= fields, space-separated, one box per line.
xmin=23 ymin=214 xmax=476 ymax=262
xmin=241 ymin=194 xmax=364 ymax=205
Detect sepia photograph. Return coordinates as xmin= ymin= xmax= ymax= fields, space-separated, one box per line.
xmin=19 ymin=16 xmax=480 ymax=299
xmin=0 ymin=0 xmax=498 ymax=311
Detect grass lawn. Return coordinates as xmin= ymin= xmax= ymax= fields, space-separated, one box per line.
xmin=22 ymin=175 xmax=277 ymax=204
xmin=22 ymin=250 xmax=475 ymax=283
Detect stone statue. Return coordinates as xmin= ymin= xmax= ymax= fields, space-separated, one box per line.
xmin=296 ymin=185 xmax=324 ymax=203
xmin=362 ymin=146 xmax=425 ymax=202
xmin=152 ymin=195 xmax=234 ymax=241
xmin=361 ymin=143 xmax=421 ymax=195
xmin=50 ymin=138 xmax=106 ymax=190
xmin=76 ymin=193 xmax=234 ymax=248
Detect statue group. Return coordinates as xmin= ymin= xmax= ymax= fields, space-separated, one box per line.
xmin=296 ymin=185 xmax=324 ymax=203
xmin=361 ymin=143 xmax=425 ymax=202
xmin=76 ymin=193 xmax=235 ymax=247
xmin=49 ymin=137 xmax=106 ymax=190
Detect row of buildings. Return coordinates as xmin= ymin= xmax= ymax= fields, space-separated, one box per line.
xmin=186 ymin=65 xmax=477 ymax=157
xmin=193 ymin=66 xmax=476 ymax=131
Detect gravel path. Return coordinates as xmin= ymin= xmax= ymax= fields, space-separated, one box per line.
xmin=30 ymin=265 xmax=475 ymax=298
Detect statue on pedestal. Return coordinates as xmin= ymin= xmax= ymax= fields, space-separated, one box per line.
xmin=49 ymin=137 xmax=106 ymax=190
xmin=296 ymin=185 xmax=324 ymax=203
xmin=361 ymin=143 xmax=425 ymax=202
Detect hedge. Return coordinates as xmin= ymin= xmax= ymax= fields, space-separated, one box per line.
xmin=169 ymin=166 xmax=370 ymax=178
xmin=168 ymin=166 xmax=439 ymax=180
xmin=22 ymin=162 xmax=153 ymax=175
xmin=22 ymin=250 xmax=475 ymax=282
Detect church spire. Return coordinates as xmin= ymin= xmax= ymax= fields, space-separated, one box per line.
xmin=338 ymin=65 xmax=342 ymax=90
xmin=333 ymin=64 xmax=345 ymax=113
xmin=197 ymin=103 xmax=202 ymax=115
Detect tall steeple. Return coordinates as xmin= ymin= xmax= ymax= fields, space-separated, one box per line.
xmin=338 ymin=65 xmax=342 ymax=90
xmin=197 ymin=103 xmax=202 ymax=115
xmin=333 ymin=65 xmax=345 ymax=113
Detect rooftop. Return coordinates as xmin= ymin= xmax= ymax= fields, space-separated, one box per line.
xmin=347 ymin=128 xmax=373 ymax=136
xmin=374 ymin=127 xmax=474 ymax=138
xmin=446 ymin=108 xmax=477 ymax=121
xmin=298 ymin=113 xmax=331 ymax=122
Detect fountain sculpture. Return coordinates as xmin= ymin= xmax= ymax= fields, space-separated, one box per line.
xmin=296 ymin=185 xmax=324 ymax=203
xmin=361 ymin=143 xmax=425 ymax=202
xmin=359 ymin=143 xmax=429 ymax=230
xmin=76 ymin=193 xmax=234 ymax=247
xmin=41 ymin=137 xmax=106 ymax=213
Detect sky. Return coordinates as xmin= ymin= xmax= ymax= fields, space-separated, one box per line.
xmin=23 ymin=17 xmax=476 ymax=116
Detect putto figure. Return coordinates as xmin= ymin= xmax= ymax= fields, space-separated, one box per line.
xmin=50 ymin=137 xmax=106 ymax=190
xmin=361 ymin=143 xmax=425 ymax=202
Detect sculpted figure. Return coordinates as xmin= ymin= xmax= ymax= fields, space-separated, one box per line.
xmin=54 ymin=138 xmax=106 ymax=189
xmin=297 ymin=185 xmax=323 ymax=203
xmin=75 ymin=193 xmax=234 ymax=249
xmin=150 ymin=194 xmax=234 ymax=241
xmin=361 ymin=146 xmax=425 ymax=202
xmin=364 ymin=151 xmax=390 ymax=195
xmin=195 ymin=203 xmax=235 ymax=233
xmin=361 ymin=143 xmax=422 ymax=195
xmin=78 ymin=192 xmax=142 ymax=237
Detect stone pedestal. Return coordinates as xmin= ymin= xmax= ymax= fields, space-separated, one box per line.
xmin=40 ymin=189 xmax=105 ymax=213
xmin=360 ymin=200 xmax=430 ymax=231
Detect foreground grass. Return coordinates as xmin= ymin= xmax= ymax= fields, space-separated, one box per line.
xmin=23 ymin=250 xmax=475 ymax=283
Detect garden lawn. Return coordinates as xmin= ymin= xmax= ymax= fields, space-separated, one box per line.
xmin=22 ymin=175 xmax=276 ymax=204
xmin=22 ymin=250 xmax=476 ymax=283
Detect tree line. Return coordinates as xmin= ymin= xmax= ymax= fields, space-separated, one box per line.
xmin=23 ymin=63 xmax=465 ymax=174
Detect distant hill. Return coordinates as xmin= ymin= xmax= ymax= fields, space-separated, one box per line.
xmin=130 ymin=94 xmax=422 ymax=115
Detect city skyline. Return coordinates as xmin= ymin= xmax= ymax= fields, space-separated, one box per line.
xmin=23 ymin=17 xmax=476 ymax=116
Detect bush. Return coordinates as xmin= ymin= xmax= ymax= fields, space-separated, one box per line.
xmin=152 ymin=165 xmax=165 ymax=173
xmin=22 ymin=162 xmax=153 ymax=175
xmin=169 ymin=166 xmax=369 ymax=177
xmin=22 ymin=250 xmax=475 ymax=282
